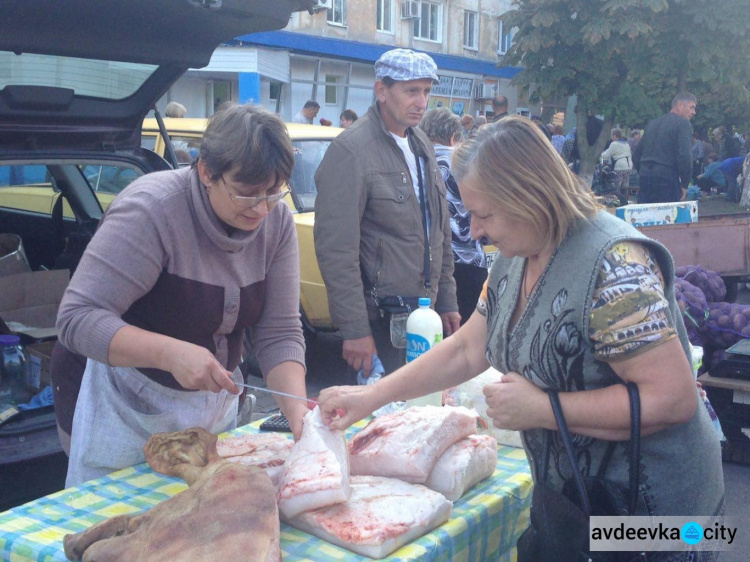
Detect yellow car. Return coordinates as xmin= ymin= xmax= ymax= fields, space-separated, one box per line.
xmin=142 ymin=118 xmax=342 ymax=332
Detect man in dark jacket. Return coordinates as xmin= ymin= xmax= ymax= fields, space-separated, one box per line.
xmin=633 ymin=92 xmax=696 ymax=203
xmin=490 ymin=94 xmax=509 ymax=123
xmin=314 ymin=49 xmax=460 ymax=377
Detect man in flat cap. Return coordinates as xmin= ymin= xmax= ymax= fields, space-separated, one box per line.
xmin=314 ymin=48 xmax=460 ymax=378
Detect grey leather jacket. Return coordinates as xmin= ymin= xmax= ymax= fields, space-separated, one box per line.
xmin=314 ymin=102 xmax=457 ymax=340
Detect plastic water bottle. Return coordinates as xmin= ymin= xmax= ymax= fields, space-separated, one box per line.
xmin=405 ymin=298 xmax=443 ymax=408
xmin=0 ymin=335 xmax=27 ymax=404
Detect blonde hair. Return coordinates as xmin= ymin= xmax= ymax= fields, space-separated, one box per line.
xmin=165 ymin=101 xmax=187 ymax=118
xmin=452 ymin=116 xmax=600 ymax=248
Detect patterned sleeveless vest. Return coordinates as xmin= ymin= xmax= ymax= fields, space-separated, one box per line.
xmin=485 ymin=211 xmax=723 ymax=516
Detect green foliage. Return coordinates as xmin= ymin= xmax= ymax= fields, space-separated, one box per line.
xmin=503 ymin=0 xmax=750 ymax=175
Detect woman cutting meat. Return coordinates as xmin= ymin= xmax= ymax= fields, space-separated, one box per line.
xmin=57 ymin=104 xmax=308 ymax=486
xmin=319 ymin=117 xmax=724 ymax=555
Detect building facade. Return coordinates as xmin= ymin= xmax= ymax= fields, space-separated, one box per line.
xmin=158 ymin=0 xmax=539 ymax=123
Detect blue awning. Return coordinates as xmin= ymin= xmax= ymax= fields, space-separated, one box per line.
xmin=235 ymin=30 xmax=520 ymax=80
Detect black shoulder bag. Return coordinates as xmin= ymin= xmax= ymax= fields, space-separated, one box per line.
xmin=517 ymin=382 xmax=646 ymax=562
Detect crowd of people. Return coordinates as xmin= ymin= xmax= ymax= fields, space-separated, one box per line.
xmin=56 ymin=47 xmax=730 ymax=559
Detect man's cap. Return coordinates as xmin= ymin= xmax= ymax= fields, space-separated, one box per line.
xmin=375 ymin=48 xmax=439 ymax=84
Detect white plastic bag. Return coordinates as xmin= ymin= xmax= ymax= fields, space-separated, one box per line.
xmin=445 ymin=367 xmax=523 ymax=448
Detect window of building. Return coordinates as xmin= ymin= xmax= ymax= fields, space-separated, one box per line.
xmin=376 ymin=0 xmax=392 ymax=32
xmin=413 ymin=1 xmax=441 ymax=42
xmin=498 ymin=19 xmax=514 ymax=55
xmin=327 ymin=0 xmax=346 ymax=26
xmin=325 ymin=75 xmax=339 ymax=105
xmin=464 ymin=11 xmax=478 ymax=50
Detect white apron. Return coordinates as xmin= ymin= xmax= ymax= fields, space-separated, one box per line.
xmin=66 ymin=359 xmax=240 ymax=488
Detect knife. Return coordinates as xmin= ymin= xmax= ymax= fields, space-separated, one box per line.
xmin=236 ymin=384 xmax=346 ymax=418
xmin=237 ymin=383 xmax=317 ymax=407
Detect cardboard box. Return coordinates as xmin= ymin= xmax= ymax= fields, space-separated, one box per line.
xmin=0 ymin=233 xmax=31 ymax=278
xmin=25 ymin=340 xmax=55 ymax=392
xmin=0 ymin=269 xmax=69 ymax=340
xmin=615 ymin=200 xmax=698 ymax=227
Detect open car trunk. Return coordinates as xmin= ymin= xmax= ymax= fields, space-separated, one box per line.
xmin=0 ymin=0 xmax=317 ymax=510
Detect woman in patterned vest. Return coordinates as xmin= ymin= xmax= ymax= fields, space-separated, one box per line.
xmin=319 ymin=117 xmax=724 ymax=560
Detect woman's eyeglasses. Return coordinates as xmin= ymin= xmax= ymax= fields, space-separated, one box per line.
xmin=219 ymin=174 xmax=289 ymax=209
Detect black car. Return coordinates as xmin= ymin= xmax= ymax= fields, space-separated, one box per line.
xmin=0 ymin=0 xmax=317 ymax=512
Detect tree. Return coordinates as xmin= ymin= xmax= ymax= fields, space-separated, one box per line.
xmin=503 ymin=0 xmax=750 ymax=185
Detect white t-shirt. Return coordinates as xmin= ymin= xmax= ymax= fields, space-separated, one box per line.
xmin=390 ymin=132 xmax=430 ymax=233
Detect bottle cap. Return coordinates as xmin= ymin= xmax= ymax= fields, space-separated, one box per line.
xmin=0 ymin=334 xmax=21 ymax=346
xmin=418 ymin=297 xmax=431 ymax=307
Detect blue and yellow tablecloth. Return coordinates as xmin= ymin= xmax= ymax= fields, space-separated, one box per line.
xmin=0 ymin=420 xmax=532 ymax=562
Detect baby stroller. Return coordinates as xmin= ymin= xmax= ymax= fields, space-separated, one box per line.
xmin=593 ymin=162 xmax=628 ymax=207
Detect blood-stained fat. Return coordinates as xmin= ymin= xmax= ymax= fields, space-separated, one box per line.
xmin=277 ymin=406 xmax=351 ymax=518
xmin=424 ymin=434 xmax=497 ymax=501
xmin=217 ymin=433 xmax=294 ymax=487
xmin=284 ymin=475 xmax=452 ymax=559
xmin=348 ymin=405 xmax=478 ymax=483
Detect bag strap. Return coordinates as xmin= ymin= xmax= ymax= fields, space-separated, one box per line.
xmin=546 ymin=382 xmax=641 ymax=516
xmin=548 ymin=390 xmax=592 ymax=515
xmin=407 ymin=129 xmax=431 ymax=294
xmin=626 ymin=382 xmax=641 ymax=515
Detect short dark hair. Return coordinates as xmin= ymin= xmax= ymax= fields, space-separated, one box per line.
xmin=340 ymin=109 xmax=358 ymax=122
xmin=380 ymin=76 xmax=397 ymax=88
xmin=671 ymin=92 xmax=696 ymax=108
xmin=197 ymin=103 xmax=294 ymax=189
xmin=492 ymin=95 xmax=508 ymax=111
xmin=303 ymin=100 xmax=320 ymax=110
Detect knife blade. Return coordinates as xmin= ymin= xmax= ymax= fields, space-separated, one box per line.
xmin=237 ymin=383 xmax=317 ymax=406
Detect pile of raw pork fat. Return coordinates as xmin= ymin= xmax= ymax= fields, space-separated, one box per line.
xmin=219 ymin=405 xmax=496 ymax=558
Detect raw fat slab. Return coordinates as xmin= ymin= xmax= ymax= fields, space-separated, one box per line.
xmin=217 ymin=433 xmax=293 ymax=486
xmin=424 ymin=434 xmax=497 ymax=501
xmin=285 ymin=475 xmax=452 ymax=559
xmin=277 ymin=406 xmax=351 ymax=518
xmin=348 ymin=405 xmax=478 ymax=483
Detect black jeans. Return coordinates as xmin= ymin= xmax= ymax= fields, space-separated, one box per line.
xmin=637 ymin=174 xmax=682 ymax=203
xmin=453 ymin=262 xmax=488 ymax=324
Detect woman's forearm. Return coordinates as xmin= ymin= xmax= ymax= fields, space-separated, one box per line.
xmin=265 ymin=361 xmax=308 ymax=440
xmin=374 ymin=317 xmax=490 ymax=408
xmin=108 ymin=325 xmax=179 ymax=370
xmin=551 ymin=383 xmax=694 ymax=440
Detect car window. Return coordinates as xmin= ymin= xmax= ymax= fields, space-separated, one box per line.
xmin=0 ymin=52 xmax=156 ymax=100
xmin=0 ymin=162 xmax=144 ymax=217
xmin=0 ymin=165 xmax=57 ymax=214
xmin=79 ymin=165 xmax=144 ymax=195
xmin=169 ymin=135 xmax=202 ymax=166
xmin=141 ymin=134 xmax=157 ymax=152
xmin=0 ymin=165 xmax=50 ymax=187
xmin=290 ymin=140 xmax=332 ymax=212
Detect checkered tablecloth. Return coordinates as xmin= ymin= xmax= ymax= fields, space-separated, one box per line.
xmin=0 ymin=420 xmax=532 ymax=562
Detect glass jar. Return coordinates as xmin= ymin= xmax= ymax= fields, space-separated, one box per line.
xmin=0 ymin=334 xmax=29 ymax=404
